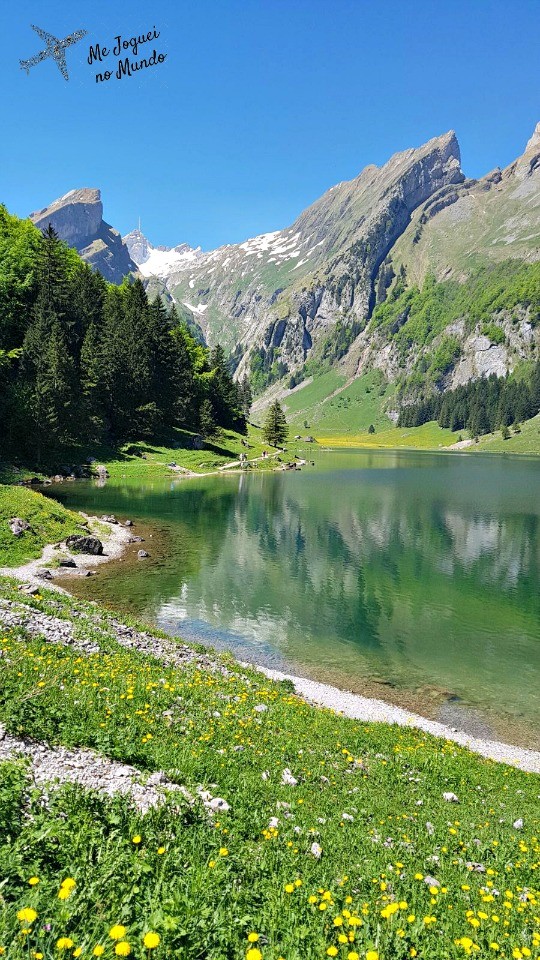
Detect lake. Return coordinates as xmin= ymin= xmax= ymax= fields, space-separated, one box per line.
xmin=47 ymin=449 xmax=540 ymax=746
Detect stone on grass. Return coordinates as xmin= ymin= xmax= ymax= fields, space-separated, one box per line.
xmin=281 ymin=768 xmax=298 ymax=786
xmin=9 ymin=517 xmax=30 ymax=537
xmin=443 ymin=791 xmax=459 ymax=803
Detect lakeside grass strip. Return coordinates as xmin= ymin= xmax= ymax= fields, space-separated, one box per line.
xmin=0 ymin=579 xmax=538 ymax=959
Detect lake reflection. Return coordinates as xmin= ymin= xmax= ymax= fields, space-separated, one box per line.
xmin=48 ymin=450 xmax=540 ymax=735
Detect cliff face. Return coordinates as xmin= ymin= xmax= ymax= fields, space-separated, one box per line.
xmin=133 ymin=131 xmax=464 ymax=379
xmin=29 ymin=189 xmax=137 ymax=284
xmin=390 ymin=124 xmax=540 ymax=286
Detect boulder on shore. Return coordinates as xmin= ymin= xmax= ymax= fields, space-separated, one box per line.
xmin=65 ymin=535 xmax=103 ymax=555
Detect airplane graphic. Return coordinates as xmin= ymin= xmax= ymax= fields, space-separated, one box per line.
xmin=20 ymin=25 xmax=88 ymax=81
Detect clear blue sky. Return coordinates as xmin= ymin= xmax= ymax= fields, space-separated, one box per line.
xmin=2 ymin=0 xmax=540 ymax=250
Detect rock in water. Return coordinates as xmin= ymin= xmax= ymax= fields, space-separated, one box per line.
xmin=65 ymin=535 xmax=103 ymax=555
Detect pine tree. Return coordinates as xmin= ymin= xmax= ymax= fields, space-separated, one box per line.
xmin=208 ymin=344 xmax=243 ymax=429
xmin=199 ymin=398 xmax=216 ymax=438
xmin=80 ymin=322 xmax=106 ymax=441
xmin=262 ymin=400 xmax=288 ymax=447
xmin=171 ymin=324 xmax=198 ymax=426
xmin=238 ymin=376 xmax=253 ymax=417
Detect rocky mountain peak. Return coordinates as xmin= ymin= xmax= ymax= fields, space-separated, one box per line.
xmin=123 ymin=228 xmax=151 ymax=265
xmin=123 ymin=230 xmax=203 ymax=279
xmin=30 ymin=189 xmax=137 ymax=284
xmin=30 ymin=188 xmax=103 ymax=247
xmin=524 ymin=121 xmax=540 ymax=154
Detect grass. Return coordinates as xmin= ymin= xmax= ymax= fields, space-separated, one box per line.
xmin=0 ymin=425 xmax=294 ymax=488
xmin=472 ymin=415 xmax=540 ymax=456
xmin=281 ymin=371 xmax=395 ymax=437
xmin=0 ymin=577 xmax=538 ymax=959
xmin=316 ymin=422 xmax=459 ymax=450
xmin=279 ymin=374 xmax=465 ymax=451
xmin=0 ymin=487 xmax=84 ymax=568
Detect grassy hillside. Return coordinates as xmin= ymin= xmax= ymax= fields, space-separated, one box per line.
xmin=280 ymin=371 xmax=395 ymax=436
xmin=0 ymin=487 xmax=83 ymax=567
xmin=472 ymin=414 xmax=540 ymax=455
xmin=0 ymin=576 xmax=538 ymax=960
xmin=0 ymin=425 xmax=289 ymax=487
xmin=316 ymin=421 xmax=460 ymax=450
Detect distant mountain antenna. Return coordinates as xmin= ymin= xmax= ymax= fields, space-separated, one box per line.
xmin=138 ymin=216 xmax=141 ymax=232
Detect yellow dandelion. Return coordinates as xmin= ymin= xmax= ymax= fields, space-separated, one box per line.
xmin=61 ymin=878 xmax=76 ymax=890
xmin=56 ymin=939 xmax=74 ymax=951
xmin=143 ymin=933 xmax=160 ymax=949
xmin=28 ymin=877 xmax=40 ymax=886
xmin=109 ymin=926 xmax=127 ymax=941
xmin=219 ymin=847 xmax=228 ymax=856
xmin=115 ymin=943 xmax=131 ymax=957
xmin=246 ymin=950 xmax=262 ymax=960
xmin=17 ymin=908 xmax=38 ymax=924
xmin=327 ymin=949 xmax=338 ymax=958
xmin=93 ymin=948 xmax=105 ymax=957
xmin=247 ymin=934 xmax=259 ymax=943
xmin=132 ymin=836 xmax=142 ymax=845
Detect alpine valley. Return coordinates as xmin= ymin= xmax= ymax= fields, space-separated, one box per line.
xmin=23 ymin=125 xmax=540 ymax=436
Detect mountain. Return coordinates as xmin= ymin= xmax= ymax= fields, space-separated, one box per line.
xmin=128 ymin=132 xmax=464 ymax=380
xmin=341 ymin=125 xmax=540 ymax=398
xmin=31 ymin=125 xmax=540 ymax=411
xmin=142 ymin=125 xmax=538 ymax=404
xmin=29 ymin=189 xmax=137 ymax=284
xmin=123 ymin=227 xmax=203 ymax=275
xmin=391 ymin=122 xmax=540 ymax=286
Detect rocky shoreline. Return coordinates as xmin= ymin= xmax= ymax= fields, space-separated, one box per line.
xmin=0 ymin=512 xmax=135 ymax=588
xmin=1 ymin=533 xmax=540 ymax=775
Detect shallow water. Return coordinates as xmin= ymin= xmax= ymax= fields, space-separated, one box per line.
xmin=47 ymin=449 xmax=540 ymax=741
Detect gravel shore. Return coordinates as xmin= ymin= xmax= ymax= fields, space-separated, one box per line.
xmin=0 ymin=513 xmax=132 ymax=588
xmin=2 ymin=520 xmax=539 ymax=777
xmin=257 ymin=666 xmax=540 ymax=774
